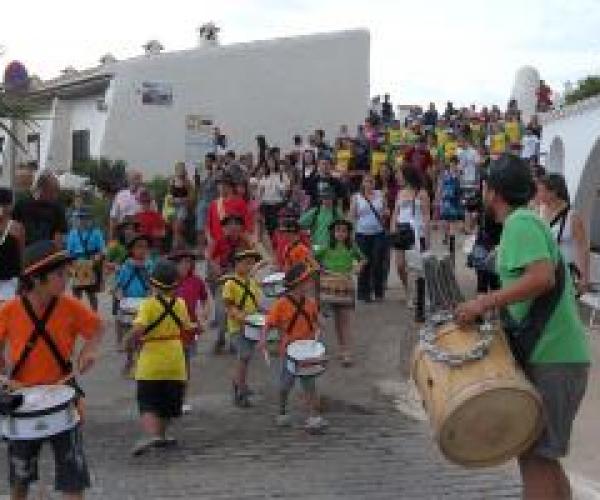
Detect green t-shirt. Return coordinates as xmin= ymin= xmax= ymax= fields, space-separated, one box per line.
xmin=299 ymin=206 xmax=338 ymax=248
xmin=315 ymin=242 xmax=364 ymax=274
xmin=497 ymin=208 xmax=590 ymax=364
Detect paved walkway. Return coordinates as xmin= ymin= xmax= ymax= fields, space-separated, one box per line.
xmin=0 ymin=268 xmax=524 ymax=499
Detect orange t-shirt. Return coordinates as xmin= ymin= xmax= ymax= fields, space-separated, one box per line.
xmin=0 ymin=295 xmax=101 ymax=385
xmin=265 ymin=295 xmax=318 ymax=356
xmin=282 ymin=240 xmax=312 ymax=272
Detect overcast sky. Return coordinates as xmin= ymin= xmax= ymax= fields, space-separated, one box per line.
xmin=1 ymin=0 xmax=598 ymax=108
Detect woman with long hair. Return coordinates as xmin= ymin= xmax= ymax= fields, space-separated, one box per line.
xmin=390 ymin=166 xmax=430 ymax=306
xmin=538 ymin=173 xmax=590 ymax=295
xmin=258 ymin=156 xmax=290 ymax=236
xmin=350 ymin=173 xmax=388 ymax=302
xmin=169 ymin=162 xmax=194 ymax=249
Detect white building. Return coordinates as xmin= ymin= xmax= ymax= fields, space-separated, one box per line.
xmin=0 ymin=28 xmax=370 ymax=185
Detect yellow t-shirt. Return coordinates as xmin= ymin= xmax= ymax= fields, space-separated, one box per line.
xmin=222 ymin=274 xmax=262 ymax=334
xmin=335 ymin=148 xmax=352 ymax=172
xmin=388 ymin=128 xmax=403 ymax=147
xmin=490 ymin=133 xmax=507 ymax=155
xmin=505 ymin=121 xmax=522 ymax=144
xmin=436 ymin=129 xmax=448 ymax=147
xmin=133 ymin=295 xmax=192 ymax=381
xmin=444 ymin=140 xmax=458 ymax=161
xmin=371 ymin=151 xmax=387 ymax=176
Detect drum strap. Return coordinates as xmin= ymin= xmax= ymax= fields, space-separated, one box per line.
xmin=141 ymin=295 xmax=183 ymax=338
xmin=77 ymin=230 xmax=91 ymax=259
xmin=229 ymin=277 xmax=258 ymax=311
xmin=284 ymin=240 xmax=302 ymax=264
xmin=284 ymin=295 xmax=315 ymax=336
xmin=11 ymin=296 xmax=72 ymax=379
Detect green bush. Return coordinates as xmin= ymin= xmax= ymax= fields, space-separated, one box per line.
xmin=565 ymin=76 xmax=600 ymax=105
xmin=72 ymin=157 xmax=127 ymax=195
xmin=145 ymin=176 xmax=170 ymax=211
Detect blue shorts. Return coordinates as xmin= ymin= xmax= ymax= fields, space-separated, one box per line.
xmin=233 ymin=333 xmax=256 ymax=361
xmin=280 ymin=361 xmax=317 ymax=394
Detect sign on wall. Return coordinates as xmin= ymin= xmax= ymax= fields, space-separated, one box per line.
xmin=185 ymin=114 xmax=214 ymax=177
xmin=141 ymin=81 xmax=173 ymax=105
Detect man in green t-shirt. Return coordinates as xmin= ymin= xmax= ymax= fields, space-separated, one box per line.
xmin=456 ymin=154 xmax=590 ymax=500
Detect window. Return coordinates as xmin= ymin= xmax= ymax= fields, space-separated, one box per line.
xmin=27 ymin=134 xmax=40 ymax=167
xmin=0 ymin=137 xmax=5 ymax=154
xmin=72 ymin=129 xmax=90 ymax=162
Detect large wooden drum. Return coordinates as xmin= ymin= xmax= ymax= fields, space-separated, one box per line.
xmin=319 ymin=272 xmax=354 ymax=306
xmin=412 ymin=321 xmax=543 ymax=468
xmin=71 ymin=259 xmax=96 ymax=288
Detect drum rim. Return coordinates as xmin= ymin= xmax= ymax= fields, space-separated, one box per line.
xmin=286 ymin=339 xmax=326 ymax=361
xmin=11 ymin=399 xmax=76 ymax=418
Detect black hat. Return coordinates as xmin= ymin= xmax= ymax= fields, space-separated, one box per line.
xmin=150 ymin=259 xmax=179 ymax=290
xmin=280 ymin=218 xmax=300 ymax=232
xmin=284 ymin=262 xmax=314 ymax=289
xmin=486 ymin=154 xmax=534 ymax=206
xmin=0 ymin=188 xmax=13 ymax=206
xmin=117 ymin=215 xmax=140 ymax=230
xmin=167 ymin=247 xmax=200 ymax=261
xmin=22 ymin=240 xmax=74 ymax=279
xmin=233 ymin=248 xmax=262 ymax=263
xmin=126 ymin=233 xmax=152 ymax=249
xmin=329 ymin=218 xmax=353 ymax=231
xmin=221 ymin=213 xmax=244 ymax=226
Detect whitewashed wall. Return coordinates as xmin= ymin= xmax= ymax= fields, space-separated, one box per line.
xmin=100 ymin=29 xmax=370 ymax=176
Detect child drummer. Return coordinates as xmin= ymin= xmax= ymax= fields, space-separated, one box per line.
xmin=127 ymin=259 xmax=194 ymax=456
xmin=260 ymin=262 xmax=327 ymax=432
xmin=222 ymin=249 xmax=263 ymax=407
xmin=0 ymin=240 xmax=103 ymax=500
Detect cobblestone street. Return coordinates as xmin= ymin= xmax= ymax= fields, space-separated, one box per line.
xmin=0 ymin=277 xmax=523 ymax=499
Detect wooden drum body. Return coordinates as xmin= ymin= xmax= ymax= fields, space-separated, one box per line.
xmin=319 ymin=272 xmax=354 ymax=306
xmin=71 ymin=259 xmax=96 ymax=288
xmin=412 ymin=322 xmax=543 ymax=468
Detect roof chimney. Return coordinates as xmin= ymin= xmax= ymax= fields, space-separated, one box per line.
xmin=99 ymin=53 xmax=118 ymax=65
xmin=143 ymin=40 xmax=164 ymax=56
xmin=60 ymin=66 xmax=78 ymax=78
xmin=197 ymin=22 xmax=220 ymax=48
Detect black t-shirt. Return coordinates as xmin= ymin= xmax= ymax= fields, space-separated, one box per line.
xmin=0 ymin=232 xmax=21 ymax=280
xmin=12 ymin=197 xmax=68 ymax=245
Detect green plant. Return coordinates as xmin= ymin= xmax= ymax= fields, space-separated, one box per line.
xmin=565 ymin=75 xmax=600 ymax=105
xmin=145 ymin=176 xmax=170 ymax=210
xmin=72 ymin=157 xmax=127 ymax=195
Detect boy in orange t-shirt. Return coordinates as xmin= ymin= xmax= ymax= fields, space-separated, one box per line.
xmin=0 ymin=240 xmax=103 ymax=499
xmin=277 ymin=218 xmax=316 ymax=272
xmin=260 ymin=262 xmax=327 ymax=432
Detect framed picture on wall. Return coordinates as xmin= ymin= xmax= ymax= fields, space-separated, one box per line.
xmin=141 ymin=81 xmax=173 ymax=105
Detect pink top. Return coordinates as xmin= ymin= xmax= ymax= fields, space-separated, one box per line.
xmin=175 ymin=274 xmax=208 ymax=322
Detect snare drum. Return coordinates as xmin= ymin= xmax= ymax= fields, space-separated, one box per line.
xmin=261 ymin=272 xmax=286 ymax=308
xmin=0 ymin=278 xmax=17 ymax=304
xmin=2 ymin=385 xmax=80 ymax=440
xmin=286 ymin=339 xmax=327 ymax=377
xmin=319 ymin=272 xmax=355 ymax=306
xmin=244 ymin=313 xmax=279 ymax=343
xmin=71 ymin=259 xmax=96 ymax=288
xmin=118 ymin=297 xmax=144 ymax=327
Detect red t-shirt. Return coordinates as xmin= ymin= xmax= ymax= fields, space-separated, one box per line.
xmin=209 ymin=235 xmax=251 ymax=269
xmin=175 ymin=274 xmax=208 ymax=323
xmin=206 ymin=196 xmax=253 ymax=241
xmin=136 ymin=210 xmax=166 ymax=239
xmin=404 ymin=146 xmax=433 ymax=177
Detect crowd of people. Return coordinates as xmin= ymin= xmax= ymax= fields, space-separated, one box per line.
xmin=0 ymin=95 xmax=592 ymax=500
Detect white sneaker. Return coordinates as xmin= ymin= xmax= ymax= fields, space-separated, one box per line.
xmin=304 ymin=416 xmax=328 ymax=433
xmin=275 ymin=414 xmax=292 ymax=427
xmin=182 ymin=403 xmax=193 ymax=414
xmin=131 ymin=436 xmax=161 ymax=456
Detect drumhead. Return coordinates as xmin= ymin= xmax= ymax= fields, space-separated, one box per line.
xmin=439 ymin=386 xmax=543 ymax=467
xmin=120 ymin=297 xmax=143 ymax=312
xmin=245 ymin=313 xmax=266 ymax=327
xmin=262 ymin=272 xmax=285 ymax=285
xmin=0 ymin=278 xmax=17 ymax=302
xmin=287 ymin=340 xmax=325 ymax=361
xmin=13 ymin=385 xmax=76 ymax=415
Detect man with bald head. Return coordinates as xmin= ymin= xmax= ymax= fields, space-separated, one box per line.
xmin=109 ymin=170 xmax=144 ymax=239
xmin=12 ymin=169 xmax=67 ymax=247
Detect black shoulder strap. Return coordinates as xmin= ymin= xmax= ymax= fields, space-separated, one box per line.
xmin=283 ymin=295 xmax=314 ymax=336
xmin=142 ymin=295 xmax=182 ymax=337
xmin=284 ymin=240 xmax=302 ymax=262
xmin=228 ymin=277 xmax=258 ymax=311
xmin=361 ymin=193 xmax=386 ymax=232
xmin=549 ymin=207 xmax=570 ymax=244
xmin=12 ymin=296 xmax=72 ymax=378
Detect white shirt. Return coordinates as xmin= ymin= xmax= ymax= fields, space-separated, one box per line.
xmin=457 ymin=147 xmax=480 ymax=185
xmin=521 ymin=134 xmax=540 ymax=160
xmin=110 ymin=188 xmax=141 ymax=221
xmin=354 ymin=191 xmax=385 ymax=235
xmin=258 ymin=173 xmax=290 ymax=204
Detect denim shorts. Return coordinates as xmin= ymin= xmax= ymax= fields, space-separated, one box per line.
xmin=8 ymin=425 xmax=91 ymax=493
xmin=525 ymin=363 xmax=589 ymax=459
xmin=234 ymin=333 xmax=256 ymax=361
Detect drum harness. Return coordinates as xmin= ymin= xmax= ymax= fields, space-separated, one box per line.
xmin=137 ymin=295 xmax=185 ymax=343
xmin=11 ymin=296 xmax=83 ymax=395
xmin=283 ymin=295 xmax=317 ymax=339
xmin=227 ymin=277 xmax=259 ymax=312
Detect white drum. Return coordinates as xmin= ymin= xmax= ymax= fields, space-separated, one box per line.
xmin=244 ymin=313 xmax=279 ymax=343
xmin=0 ymin=278 xmax=17 ymax=303
xmin=286 ymin=339 xmax=327 ymax=377
xmin=118 ymin=297 xmax=144 ymax=326
xmin=2 ymin=385 xmax=80 ymax=440
xmin=261 ymin=272 xmax=286 ymax=309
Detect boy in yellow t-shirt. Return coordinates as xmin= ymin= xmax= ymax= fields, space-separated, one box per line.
xmin=371 ymin=149 xmax=387 ymax=177
xmin=128 ymin=259 xmax=194 ymax=456
xmin=335 ymin=138 xmax=353 ymax=173
xmin=222 ymin=249 xmax=263 ymax=407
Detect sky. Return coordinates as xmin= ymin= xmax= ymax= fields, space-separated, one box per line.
xmin=1 ymin=0 xmax=599 ymax=109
